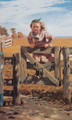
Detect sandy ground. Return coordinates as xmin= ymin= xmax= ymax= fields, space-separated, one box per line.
xmin=0 ymin=95 xmax=72 ymax=120
xmin=0 ymin=36 xmax=72 ymax=120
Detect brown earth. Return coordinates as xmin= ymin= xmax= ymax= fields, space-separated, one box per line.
xmin=0 ymin=36 xmax=72 ymax=120
xmin=0 ymin=95 xmax=72 ymax=120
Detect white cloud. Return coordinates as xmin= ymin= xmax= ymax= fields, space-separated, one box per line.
xmin=47 ymin=24 xmax=72 ymax=36
xmin=46 ymin=10 xmax=72 ymax=36
xmin=0 ymin=0 xmax=72 ymax=36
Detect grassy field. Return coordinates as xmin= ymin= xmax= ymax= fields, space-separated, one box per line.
xmin=3 ymin=37 xmax=72 ymax=56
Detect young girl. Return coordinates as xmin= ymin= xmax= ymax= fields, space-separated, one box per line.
xmin=28 ymin=18 xmax=54 ymax=63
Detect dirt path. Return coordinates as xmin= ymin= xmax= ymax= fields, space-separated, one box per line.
xmin=0 ymin=95 xmax=72 ymax=120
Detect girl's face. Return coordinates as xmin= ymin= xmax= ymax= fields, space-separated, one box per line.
xmin=31 ymin=22 xmax=41 ymax=35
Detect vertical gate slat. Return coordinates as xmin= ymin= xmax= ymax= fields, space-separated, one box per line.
xmin=54 ymin=47 xmax=61 ymax=85
xmin=21 ymin=48 xmax=27 ymax=83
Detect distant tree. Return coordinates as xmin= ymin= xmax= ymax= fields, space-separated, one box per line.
xmin=10 ymin=28 xmax=16 ymax=34
xmin=0 ymin=25 xmax=2 ymax=28
xmin=0 ymin=26 xmax=2 ymax=35
xmin=0 ymin=26 xmax=9 ymax=36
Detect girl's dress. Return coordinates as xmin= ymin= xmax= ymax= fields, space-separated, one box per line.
xmin=28 ymin=30 xmax=54 ymax=63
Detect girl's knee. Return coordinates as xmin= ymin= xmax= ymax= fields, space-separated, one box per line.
xmin=41 ymin=56 xmax=49 ymax=63
xmin=34 ymin=56 xmax=40 ymax=62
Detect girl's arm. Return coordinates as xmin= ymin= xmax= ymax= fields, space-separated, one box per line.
xmin=44 ymin=31 xmax=54 ymax=47
xmin=28 ymin=32 xmax=35 ymax=48
xmin=28 ymin=32 xmax=33 ymax=44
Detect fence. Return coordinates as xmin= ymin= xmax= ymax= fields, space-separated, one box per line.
xmin=21 ymin=46 xmax=72 ymax=102
xmin=1 ymin=38 xmax=12 ymax=48
xmin=0 ymin=52 xmax=21 ymax=106
xmin=0 ymin=45 xmax=72 ymax=106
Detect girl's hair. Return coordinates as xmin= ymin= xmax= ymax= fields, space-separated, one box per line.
xmin=30 ymin=19 xmax=46 ymax=30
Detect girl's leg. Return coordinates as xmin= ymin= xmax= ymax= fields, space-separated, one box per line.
xmin=33 ymin=54 xmax=40 ymax=62
xmin=48 ymin=54 xmax=55 ymax=62
xmin=33 ymin=54 xmax=40 ymax=77
xmin=33 ymin=53 xmax=54 ymax=63
xmin=40 ymin=55 xmax=49 ymax=63
xmin=41 ymin=54 xmax=55 ymax=63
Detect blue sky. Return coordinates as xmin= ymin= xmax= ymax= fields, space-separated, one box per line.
xmin=0 ymin=0 xmax=72 ymax=36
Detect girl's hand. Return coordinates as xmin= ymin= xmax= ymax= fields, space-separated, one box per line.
xmin=44 ymin=43 xmax=49 ymax=48
xmin=30 ymin=43 xmax=35 ymax=48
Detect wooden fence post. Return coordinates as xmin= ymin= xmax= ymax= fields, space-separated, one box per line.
xmin=21 ymin=47 xmax=27 ymax=83
xmin=54 ymin=47 xmax=61 ymax=85
xmin=62 ymin=47 xmax=71 ymax=102
xmin=13 ymin=53 xmax=21 ymax=105
xmin=0 ymin=42 xmax=4 ymax=106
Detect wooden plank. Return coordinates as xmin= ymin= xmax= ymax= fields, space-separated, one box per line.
xmin=5 ymin=42 xmax=12 ymax=45
xmin=62 ymin=47 xmax=71 ymax=102
xmin=69 ymin=47 xmax=72 ymax=54
xmin=0 ymin=43 xmax=4 ymax=94
xmin=27 ymin=61 xmax=55 ymax=71
xmin=0 ymin=42 xmax=2 ymax=52
xmin=0 ymin=83 xmax=4 ymax=94
xmin=21 ymin=47 xmax=59 ymax=86
xmin=13 ymin=53 xmax=21 ymax=105
xmin=21 ymin=46 xmax=55 ymax=54
xmin=0 ymin=42 xmax=4 ymax=106
xmin=71 ymin=81 xmax=72 ymax=87
xmin=4 ymin=57 xmax=13 ymax=65
xmin=5 ymin=39 xmax=12 ymax=42
xmin=22 ymin=75 xmax=59 ymax=85
xmin=1 ymin=39 xmax=12 ymax=48
xmin=21 ymin=49 xmax=27 ymax=83
xmin=42 ymin=62 xmax=55 ymax=71
xmin=4 ymin=43 xmax=12 ymax=48
xmin=0 ymin=40 xmax=1 ymax=51
xmin=54 ymin=47 xmax=61 ymax=85
xmin=70 ymin=68 xmax=72 ymax=74
xmin=33 ymin=47 xmax=54 ymax=54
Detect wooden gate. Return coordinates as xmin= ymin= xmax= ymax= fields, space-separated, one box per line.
xmin=21 ymin=46 xmax=61 ymax=86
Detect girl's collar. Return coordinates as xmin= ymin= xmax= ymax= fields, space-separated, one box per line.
xmin=32 ymin=31 xmax=40 ymax=36
xmin=31 ymin=30 xmax=44 ymax=39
